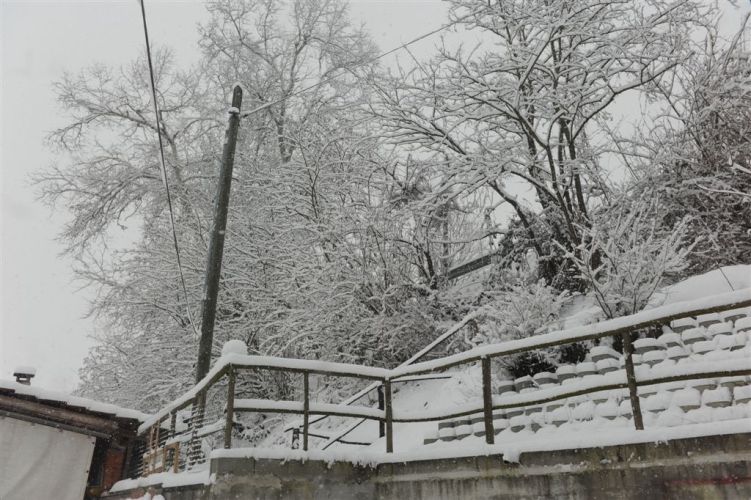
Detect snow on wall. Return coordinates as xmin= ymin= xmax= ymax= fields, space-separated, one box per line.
xmin=109 ymin=469 xmax=213 ymax=493
xmin=208 ymin=417 xmax=751 ymax=466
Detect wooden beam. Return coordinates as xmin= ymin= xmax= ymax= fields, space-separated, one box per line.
xmin=384 ymin=379 xmax=393 ymax=453
xmin=481 ymin=357 xmax=495 ymax=444
xmin=446 ymin=253 xmax=494 ymax=281
xmin=0 ymin=394 xmax=119 ymax=436
xmin=224 ymin=368 xmax=235 ymax=449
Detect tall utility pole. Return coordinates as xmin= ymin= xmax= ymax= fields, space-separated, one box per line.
xmin=195 ymin=85 xmax=243 ymax=383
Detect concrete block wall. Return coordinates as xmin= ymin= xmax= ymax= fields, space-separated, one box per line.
xmin=105 ymin=432 xmax=751 ymax=500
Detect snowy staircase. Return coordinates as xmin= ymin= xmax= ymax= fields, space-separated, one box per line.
xmin=423 ymin=307 xmax=751 ymax=445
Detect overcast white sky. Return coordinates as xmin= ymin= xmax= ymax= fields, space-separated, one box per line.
xmin=0 ymin=0 xmax=449 ymax=392
xmin=1 ymin=0 xmax=748 ymax=394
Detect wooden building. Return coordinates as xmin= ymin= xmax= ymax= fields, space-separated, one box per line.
xmin=0 ymin=374 xmax=147 ymax=500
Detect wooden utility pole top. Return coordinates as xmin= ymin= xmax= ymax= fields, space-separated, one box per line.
xmin=195 ymin=85 xmax=243 ymax=384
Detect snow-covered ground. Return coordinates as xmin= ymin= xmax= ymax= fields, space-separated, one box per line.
xmin=551 ymin=265 xmax=750 ymax=332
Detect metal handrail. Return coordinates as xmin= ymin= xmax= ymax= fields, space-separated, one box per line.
xmin=135 ymin=289 xmax=751 ymax=474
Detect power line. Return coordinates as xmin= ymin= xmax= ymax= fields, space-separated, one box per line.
xmin=134 ymin=4 xmax=477 ymax=337
xmin=240 ymin=11 xmax=476 ymax=119
xmin=138 ymin=0 xmax=199 ymax=337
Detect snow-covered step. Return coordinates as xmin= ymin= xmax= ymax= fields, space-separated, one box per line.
xmin=633 ymin=338 xmax=665 ymax=355
xmin=596 ymin=358 xmax=620 ymax=374
xmin=643 ymin=392 xmax=672 ymax=413
xmin=684 ymin=407 xmax=713 ymax=424
xmin=687 ymin=378 xmax=717 ymax=392
xmin=505 ymin=406 xmax=524 ymax=418
xmin=590 ymin=346 xmax=620 ymax=362
xmin=595 ymin=399 xmax=619 ymax=420
xmin=666 ymin=345 xmax=690 ymax=361
xmin=572 ymin=401 xmax=596 ymax=421
xmin=423 ymin=429 xmax=439 ymax=445
xmin=734 ymin=316 xmax=751 ymax=333
xmin=719 ymin=376 xmax=747 ymax=390
xmin=642 ymin=350 xmax=667 ymax=366
xmin=655 ymin=407 xmax=685 ymax=427
xmin=658 ymin=381 xmax=686 ymax=393
xmin=672 ymin=388 xmax=701 ymax=411
xmin=576 ymin=362 xmax=597 ymax=377
xmin=657 ymin=332 xmax=682 ymax=348
xmin=733 ymin=385 xmax=751 ymax=404
xmin=639 ymin=384 xmax=659 ymax=397
xmin=701 ymin=387 xmax=732 ymax=408
xmin=716 ymin=334 xmax=744 ymax=351
xmin=454 ymin=422 xmax=472 ymax=440
xmin=556 ymin=365 xmax=577 ymax=383
xmin=652 ymin=359 xmax=677 ymax=371
xmin=591 ymin=390 xmax=611 ymax=404
xmin=509 ymin=414 xmax=530 ymax=432
xmin=691 ymin=339 xmax=716 ymax=356
xmin=524 ymin=404 xmax=543 ymax=416
xmin=671 ymin=317 xmax=696 ymax=333
xmin=707 ymin=322 xmax=734 ymax=338
xmin=514 ymin=375 xmax=534 ymax=392
xmin=494 ymin=417 xmax=510 ymax=433
xmin=437 ymin=425 xmax=455 ymax=442
xmin=618 ymin=400 xmax=634 ymax=418
xmin=722 ymin=307 xmax=750 ymax=324
xmin=681 ymin=327 xmax=708 ymax=345
xmin=732 ymin=331 xmax=748 ymax=348
xmin=696 ymin=312 xmax=722 ymax=328
xmin=495 ymin=380 xmax=515 ymax=395
xmin=532 ymin=371 xmax=557 ymax=387
xmin=547 ymin=406 xmax=570 ymax=426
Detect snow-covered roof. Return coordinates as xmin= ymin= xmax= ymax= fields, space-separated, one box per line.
xmin=12 ymin=365 xmax=37 ymax=376
xmin=0 ymin=378 xmax=149 ymax=422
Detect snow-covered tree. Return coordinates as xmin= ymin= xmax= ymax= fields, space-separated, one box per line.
xmin=566 ymin=197 xmax=694 ymax=319
xmin=40 ymin=0 xmax=485 ymax=411
xmin=630 ymin=17 xmax=751 ymax=274
xmin=371 ymin=0 xmax=703 ymax=287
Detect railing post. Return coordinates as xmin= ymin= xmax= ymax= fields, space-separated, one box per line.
xmin=224 ymin=367 xmax=236 ymax=449
xmin=303 ymin=372 xmax=310 ymax=451
xmin=169 ymin=411 xmax=176 ymax=438
xmin=291 ymin=428 xmax=300 ymax=449
xmin=622 ymin=332 xmax=644 ymax=430
xmin=377 ymin=385 xmax=385 ymax=438
xmin=188 ymin=391 xmax=206 ymax=466
xmin=168 ymin=411 xmax=179 ymax=472
xmin=384 ymin=378 xmax=393 ymax=453
xmin=481 ymin=356 xmax=495 ymax=444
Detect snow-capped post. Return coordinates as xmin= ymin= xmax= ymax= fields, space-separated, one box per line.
xmin=481 ymin=356 xmax=495 ymax=444
xmin=195 ymin=85 xmax=243 ymax=384
xmin=384 ymin=379 xmax=393 ymax=453
xmin=224 ymin=367 xmax=236 ymax=449
xmin=621 ymin=332 xmax=644 ymax=430
xmin=303 ymin=372 xmax=310 ymax=451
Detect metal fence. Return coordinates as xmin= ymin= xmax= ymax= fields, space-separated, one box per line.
xmin=133 ymin=289 xmax=751 ymax=477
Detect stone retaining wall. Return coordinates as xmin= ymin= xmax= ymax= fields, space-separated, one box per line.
xmin=105 ymin=432 xmax=751 ymax=500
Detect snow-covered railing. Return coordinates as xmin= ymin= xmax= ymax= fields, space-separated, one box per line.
xmin=134 ymin=288 xmax=751 ymax=477
xmin=391 ymin=289 xmax=751 ymax=378
xmin=282 ymin=313 xmax=476 ymax=445
xmin=288 ymin=288 xmax=751 ymax=445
